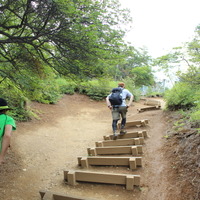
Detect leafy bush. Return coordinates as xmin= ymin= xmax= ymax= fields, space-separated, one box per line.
xmin=164 ymin=82 xmax=195 ymax=110
xmin=78 ymin=79 xmax=111 ymax=100
xmin=190 ymin=94 xmax=200 ymax=123
xmin=0 ymin=76 xmax=140 ymax=121
xmin=190 ymin=110 xmax=200 ymax=121
xmin=55 ymin=78 xmax=76 ymax=95
xmin=30 ymin=79 xmax=62 ymax=104
xmin=85 ymin=86 xmax=110 ymax=100
xmin=77 ymin=78 xmax=140 ymax=102
xmin=0 ymin=82 xmax=35 ymax=121
xmin=8 ymin=107 xmax=36 ymax=122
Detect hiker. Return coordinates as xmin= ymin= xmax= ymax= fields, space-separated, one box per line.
xmin=106 ymin=82 xmax=134 ymax=139
xmin=0 ymin=98 xmax=16 ymax=165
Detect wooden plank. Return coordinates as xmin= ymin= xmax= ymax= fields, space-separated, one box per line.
xmin=64 ymin=170 xmax=140 ymax=190
xmin=42 ymin=191 xmax=54 ymax=200
xmin=39 ymin=190 xmax=95 ymax=200
xmin=77 ymin=156 xmax=142 ymax=170
xmin=87 ymin=145 xmax=143 ymax=156
xmin=68 ymin=171 xmax=76 ymax=186
xmin=118 ymin=119 xmax=149 ymax=129
xmin=137 ymin=106 xmax=161 ymax=113
xmin=144 ymin=99 xmax=161 ymax=106
xmin=103 ymin=130 xmax=148 ymax=140
xmin=95 ymin=137 xmax=144 ymax=147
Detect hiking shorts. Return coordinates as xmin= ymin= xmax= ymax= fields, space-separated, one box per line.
xmin=112 ymin=106 xmax=128 ymax=120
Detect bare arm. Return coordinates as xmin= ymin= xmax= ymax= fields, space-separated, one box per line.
xmin=127 ymin=95 xmax=134 ymax=108
xmin=0 ymin=124 xmax=12 ymax=164
xmin=106 ymin=96 xmax=112 ymax=109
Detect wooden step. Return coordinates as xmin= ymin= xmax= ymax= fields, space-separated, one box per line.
xmin=103 ymin=130 xmax=148 ymax=140
xmin=118 ymin=119 xmax=149 ymax=129
xmin=87 ymin=145 xmax=143 ymax=156
xmin=64 ymin=170 xmax=140 ymax=190
xmin=77 ymin=156 xmax=142 ymax=170
xmin=39 ymin=190 xmax=95 ymax=200
xmin=137 ymin=106 xmax=161 ymax=113
xmin=95 ymin=137 xmax=144 ymax=147
xmin=144 ymin=99 xmax=161 ymax=106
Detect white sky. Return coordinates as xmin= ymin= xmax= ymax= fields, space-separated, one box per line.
xmin=119 ymin=0 xmax=200 ymax=58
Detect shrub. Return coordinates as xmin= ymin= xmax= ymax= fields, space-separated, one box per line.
xmin=77 ymin=78 xmax=140 ymax=102
xmin=30 ymin=79 xmax=62 ymax=104
xmin=190 ymin=110 xmax=200 ymax=121
xmin=0 ymin=82 xmax=35 ymax=121
xmin=55 ymin=78 xmax=76 ymax=95
xmin=164 ymin=82 xmax=195 ymax=110
xmin=78 ymin=79 xmax=111 ymax=100
xmin=190 ymin=94 xmax=200 ymax=124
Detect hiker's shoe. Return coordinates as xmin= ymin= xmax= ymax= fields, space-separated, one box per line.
xmin=119 ymin=129 xmax=127 ymax=135
xmin=113 ymin=132 xmax=118 ymax=140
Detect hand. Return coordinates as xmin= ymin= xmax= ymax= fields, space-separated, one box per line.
xmin=108 ymin=105 xmax=112 ymax=110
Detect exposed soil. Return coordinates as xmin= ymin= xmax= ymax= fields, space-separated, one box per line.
xmin=0 ymin=94 xmax=195 ymax=200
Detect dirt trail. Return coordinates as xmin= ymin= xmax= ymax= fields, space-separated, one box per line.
xmin=0 ymin=94 xmax=173 ymax=200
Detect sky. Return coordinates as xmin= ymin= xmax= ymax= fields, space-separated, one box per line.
xmin=118 ymin=0 xmax=200 ymax=86
xmin=119 ymin=0 xmax=200 ymax=58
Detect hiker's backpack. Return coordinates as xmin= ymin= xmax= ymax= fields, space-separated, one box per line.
xmin=109 ymin=87 xmax=123 ymax=106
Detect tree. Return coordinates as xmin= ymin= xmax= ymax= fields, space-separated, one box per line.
xmin=107 ymin=45 xmax=154 ymax=85
xmin=130 ymin=65 xmax=154 ymax=87
xmin=0 ymin=0 xmax=132 ymax=85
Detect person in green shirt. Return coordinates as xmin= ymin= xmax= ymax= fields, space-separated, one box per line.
xmin=0 ymin=98 xmax=16 ymax=165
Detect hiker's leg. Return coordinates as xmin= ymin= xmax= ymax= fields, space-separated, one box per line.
xmin=111 ymin=108 xmax=120 ymax=133
xmin=121 ymin=118 xmax=126 ymax=129
xmin=112 ymin=119 xmax=119 ymax=133
xmin=119 ymin=106 xmax=128 ymax=131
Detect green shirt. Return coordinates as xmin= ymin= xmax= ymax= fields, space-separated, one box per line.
xmin=0 ymin=114 xmax=16 ymax=152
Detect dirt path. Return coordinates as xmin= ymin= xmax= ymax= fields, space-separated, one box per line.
xmin=0 ymin=94 xmax=173 ymax=200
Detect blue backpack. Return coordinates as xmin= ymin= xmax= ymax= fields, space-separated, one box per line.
xmin=109 ymin=87 xmax=123 ymax=106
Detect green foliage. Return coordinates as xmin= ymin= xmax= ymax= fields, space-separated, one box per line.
xmin=8 ymin=107 xmax=36 ymax=122
xmin=24 ymin=78 xmax=61 ymax=104
xmin=84 ymin=86 xmax=109 ymax=101
xmin=55 ymin=78 xmax=76 ymax=95
xmin=189 ymin=94 xmax=200 ymax=122
xmin=130 ymin=66 xmax=154 ymax=87
xmin=164 ymin=82 xmax=195 ymax=110
xmin=0 ymin=81 xmax=34 ymax=121
xmin=0 ymin=75 xmax=144 ymax=121
xmin=83 ymin=77 xmax=141 ymax=102
xmin=108 ymin=46 xmax=154 ymax=86
xmin=73 ymin=78 xmax=140 ymax=102
xmin=153 ymin=24 xmax=200 ymax=130
xmin=0 ymin=0 xmax=132 ymax=81
xmin=190 ymin=110 xmax=200 ymax=121
xmin=187 ymin=25 xmax=200 ymax=65
xmin=177 ymin=66 xmax=200 ymax=86
xmin=78 ymin=79 xmax=111 ymax=100
xmin=0 ymin=0 xmax=156 ymax=122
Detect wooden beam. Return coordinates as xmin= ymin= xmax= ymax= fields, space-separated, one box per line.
xmin=39 ymin=190 xmax=95 ymax=200
xmin=103 ymin=130 xmax=148 ymax=140
xmin=87 ymin=145 xmax=143 ymax=156
xmin=118 ymin=119 xmax=149 ymax=129
xmin=144 ymin=99 xmax=161 ymax=106
xmin=95 ymin=137 xmax=144 ymax=147
xmin=64 ymin=170 xmax=140 ymax=190
xmin=77 ymin=156 xmax=142 ymax=170
xmin=137 ymin=106 xmax=161 ymax=113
